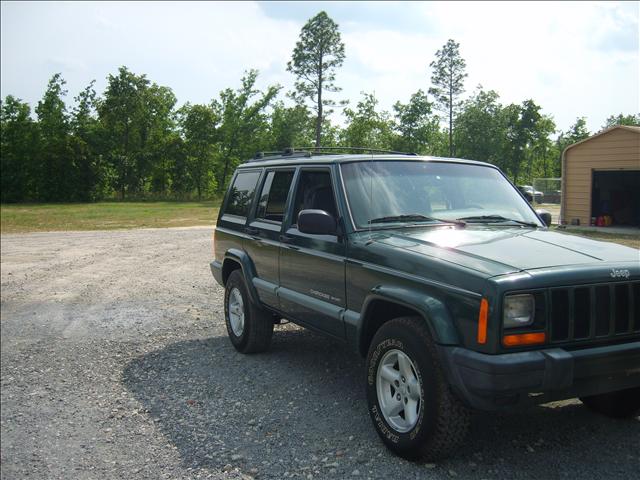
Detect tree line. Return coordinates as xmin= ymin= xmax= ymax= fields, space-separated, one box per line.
xmin=2 ymin=11 xmax=638 ymax=203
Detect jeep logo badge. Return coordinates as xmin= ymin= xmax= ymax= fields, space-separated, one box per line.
xmin=610 ymin=268 xmax=630 ymax=279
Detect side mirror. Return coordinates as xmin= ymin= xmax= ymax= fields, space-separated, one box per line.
xmin=536 ymin=209 xmax=552 ymax=227
xmin=298 ymin=209 xmax=337 ymax=235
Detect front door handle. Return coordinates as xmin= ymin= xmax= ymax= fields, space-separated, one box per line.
xmin=280 ymin=235 xmax=299 ymax=250
xmin=245 ymin=227 xmax=260 ymax=236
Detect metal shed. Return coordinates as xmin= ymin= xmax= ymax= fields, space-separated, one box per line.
xmin=561 ymin=125 xmax=640 ymax=227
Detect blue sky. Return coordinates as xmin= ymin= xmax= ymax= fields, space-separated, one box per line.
xmin=1 ymin=1 xmax=638 ymax=134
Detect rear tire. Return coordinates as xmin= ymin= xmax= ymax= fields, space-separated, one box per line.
xmin=580 ymin=387 xmax=640 ymax=418
xmin=224 ymin=269 xmax=273 ymax=353
xmin=365 ymin=316 xmax=470 ymax=461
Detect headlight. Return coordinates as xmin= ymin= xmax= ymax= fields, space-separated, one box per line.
xmin=503 ymin=294 xmax=535 ymax=328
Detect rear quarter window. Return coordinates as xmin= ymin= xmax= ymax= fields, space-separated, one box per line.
xmin=225 ymin=170 xmax=261 ymax=217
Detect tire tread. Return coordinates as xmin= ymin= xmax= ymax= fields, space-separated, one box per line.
xmin=226 ymin=270 xmax=273 ymax=354
xmin=368 ymin=316 xmax=470 ymax=461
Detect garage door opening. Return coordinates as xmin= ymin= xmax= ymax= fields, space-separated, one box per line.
xmin=591 ymin=170 xmax=640 ymax=227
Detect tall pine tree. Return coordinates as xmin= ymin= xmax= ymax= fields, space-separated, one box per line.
xmin=287 ymin=11 xmax=346 ymax=148
xmin=429 ymin=39 xmax=467 ymax=157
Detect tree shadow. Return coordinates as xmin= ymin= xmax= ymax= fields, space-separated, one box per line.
xmin=122 ymin=328 xmax=639 ymax=477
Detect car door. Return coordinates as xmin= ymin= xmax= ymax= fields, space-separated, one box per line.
xmin=243 ymin=168 xmax=296 ymax=309
xmin=278 ymin=167 xmax=347 ymax=339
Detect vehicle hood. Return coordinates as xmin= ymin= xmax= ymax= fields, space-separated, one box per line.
xmin=368 ymin=226 xmax=639 ymax=276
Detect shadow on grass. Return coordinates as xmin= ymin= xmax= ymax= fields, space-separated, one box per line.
xmin=122 ymin=328 xmax=639 ymax=475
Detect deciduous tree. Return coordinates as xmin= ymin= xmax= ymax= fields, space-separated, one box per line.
xmin=1 ymin=96 xmax=38 ymax=201
xmin=454 ymin=88 xmax=504 ymax=166
xmin=268 ymin=102 xmax=313 ymax=150
xmin=392 ymin=90 xmax=441 ymax=154
xmin=341 ymin=92 xmax=393 ymax=149
xmin=601 ymin=113 xmax=640 ymax=130
xmin=35 ymin=73 xmax=74 ymax=201
xmin=179 ymin=103 xmax=219 ymax=199
xmin=213 ymin=69 xmax=280 ymax=190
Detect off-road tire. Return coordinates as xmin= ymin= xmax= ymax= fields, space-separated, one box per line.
xmin=224 ymin=269 xmax=273 ymax=353
xmin=580 ymin=387 xmax=640 ymax=419
xmin=365 ymin=316 xmax=470 ymax=461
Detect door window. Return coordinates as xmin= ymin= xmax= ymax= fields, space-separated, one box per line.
xmin=256 ymin=170 xmax=295 ymax=223
xmin=291 ymin=170 xmax=338 ymax=225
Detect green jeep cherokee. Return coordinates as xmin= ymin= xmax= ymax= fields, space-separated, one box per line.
xmin=210 ymin=149 xmax=640 ymax=460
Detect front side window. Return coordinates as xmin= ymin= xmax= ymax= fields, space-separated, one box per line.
xmin=256 ymin=170 xmax=295 ymax=222
xmin=291 ymin=170 xmax=338 ymax=225
xmin=225 ymin=170 xmax=261 ymax=217
xmin=341 ymin=161 xmax=541 ymax=228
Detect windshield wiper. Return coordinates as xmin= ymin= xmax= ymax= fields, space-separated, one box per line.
xmin=456 ymin=215 xmax=538 ymax=227
xmin=369 ymin=214 xmax=464 ymax=226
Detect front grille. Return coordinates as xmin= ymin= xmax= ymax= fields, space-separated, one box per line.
xmin=550 ymin=281 xmax=640 ymax=343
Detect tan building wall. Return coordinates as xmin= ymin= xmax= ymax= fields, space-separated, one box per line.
xmin=561 ymin=126 xmax=640 ymax=226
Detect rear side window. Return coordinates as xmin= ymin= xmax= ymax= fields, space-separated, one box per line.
xmin=256 ymin=170 xmax=295 ymax=223
xmin=225 ymin=171 xmax=261 ymax=217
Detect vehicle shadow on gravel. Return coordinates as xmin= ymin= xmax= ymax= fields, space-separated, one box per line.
xmin=123 ymin=328 xmax=639 ymax=477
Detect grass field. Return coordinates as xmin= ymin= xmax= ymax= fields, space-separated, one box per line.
xmin=556 ymin=227 xmax=640 ymax=250
xmin=1 ymin=202 xmax=220 ymax=234
xmin=1 ymin=202 xmax=638 ymax=251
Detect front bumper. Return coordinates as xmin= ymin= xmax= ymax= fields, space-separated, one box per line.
xmin=439 ymin=341 xmax=640 ymax=410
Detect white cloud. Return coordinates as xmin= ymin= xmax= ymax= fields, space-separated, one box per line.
xmin=1 ymin=1 xmax=637 ymax=133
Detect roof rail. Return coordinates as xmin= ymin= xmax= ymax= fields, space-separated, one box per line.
xmin=292 ymin=146 xmax=417 ymax=156
xmin=251 ymin=150 xmax=312 ymax=162
xmin=250 ymin=146 xmax=416 ymax=162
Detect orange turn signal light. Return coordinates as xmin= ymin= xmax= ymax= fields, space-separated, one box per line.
xmin=477 ymin=298 xmax=489 ymax=344
xmin=503 ymin=332 xmax=546 ymax=347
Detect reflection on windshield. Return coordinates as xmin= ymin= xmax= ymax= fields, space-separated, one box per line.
xmin=340 ymin=161 xmax=541 ymax=229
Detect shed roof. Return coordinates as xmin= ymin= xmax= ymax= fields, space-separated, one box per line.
xmin=563 ymin=124 xmax=640 ymax=155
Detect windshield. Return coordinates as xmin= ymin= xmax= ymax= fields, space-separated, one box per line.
xmin=340 ymin=160 xmax=542 ymax=229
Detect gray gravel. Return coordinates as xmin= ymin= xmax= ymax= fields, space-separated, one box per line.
xmin=1 ymin=227 xmax=638 ymax=479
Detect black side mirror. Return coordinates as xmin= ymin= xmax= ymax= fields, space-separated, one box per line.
xmin=298 ymin=209 xmax=337 ymax=235
xmin=536 ymin=209 xmax=552 ymax=227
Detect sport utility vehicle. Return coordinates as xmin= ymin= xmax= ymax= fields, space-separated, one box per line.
xmin=210 ymin=149 xmax=639 ymax=460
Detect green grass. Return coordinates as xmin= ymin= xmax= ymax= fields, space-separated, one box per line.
xmin=556 ymin=228 xmax=640 ymax=250
xmin=2 ymin=203 xmax=638 ymax=252
xmin=1 ymin=201 xmax=220 ymax=233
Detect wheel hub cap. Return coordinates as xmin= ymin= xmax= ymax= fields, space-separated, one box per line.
xmin=376 ymin=349 xmax=423 ymax=433
xmin=228 ymin=287 xmax=245 ymax=336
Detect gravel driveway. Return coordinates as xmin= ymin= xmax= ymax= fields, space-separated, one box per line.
xmin=1 ymin=227 xmax=638 ymax=479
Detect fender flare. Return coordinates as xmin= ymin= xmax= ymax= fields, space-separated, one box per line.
xmin=357 ymin=285 xmax=461 ymax=354
xmin=222 ymin=249 xmax=261 ymax=306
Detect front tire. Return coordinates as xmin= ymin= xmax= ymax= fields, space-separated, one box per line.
xmin=224 ymin=270 xmax=273 ymax=353
xmin=366 ymin=317 xmax=470 ymax=461
xmin=580 ymin=387 xmax=640 ymax=419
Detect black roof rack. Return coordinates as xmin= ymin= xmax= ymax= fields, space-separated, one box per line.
xmin=250 ymin=146 xmax=416 ymax=162
xmin=293 ymin=146 xmax=417 ymax=156
xmin=252 ymin=149 xmax=312 ymax=162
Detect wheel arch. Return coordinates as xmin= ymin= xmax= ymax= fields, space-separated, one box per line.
xmin=221 ymin=249 xmax=260 ymax=305
xmin=357 ymin=286 xmax=461 ymax=357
